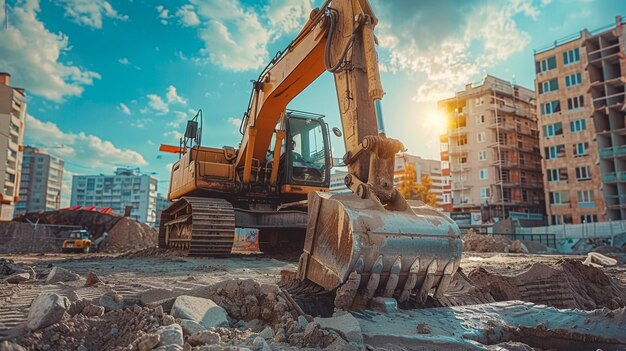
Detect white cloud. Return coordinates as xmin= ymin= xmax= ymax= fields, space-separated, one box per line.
xmin=0 ymin=0 xmax=100 ymax=101
xmin=25 ymin=115 xmax=148 ymax=172
xmin=156 ymin=4 xmax=170 ymax=24
xmin=227 ymin=117 xmax=241 ymax=127
xmin=166 ymin=85 xmax=187 ymax=105
xmin=263 ymin=0 xmax=313 ymax=39
xmin=118 ymin=57 xmax=130 ymax=65
xmin=176 ymin=4 xmax=200 ymax=27
xmin=57 ymin=0 xmax=128 ymax=29
xmin=130 ymin=118 xmax=152 ymax=128
xmin=167 ymin=111 xmax=188 ymax=128
xmin=147 ymin=94 xmax=169 ymax=114
xmin=118 ymin=102 xmax=131 ymax=115
xmin=163 ymin=130 xmax=184 ymax=141
xmin=377 ymin=0 xmax=546 ymax=102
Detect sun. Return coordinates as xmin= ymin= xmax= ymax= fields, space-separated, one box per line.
xmin=426 ymin=108 xmax=448 ymax=135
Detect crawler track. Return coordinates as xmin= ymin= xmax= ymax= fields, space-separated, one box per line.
xmin=159 ymin=197 xmax=236 ymax=257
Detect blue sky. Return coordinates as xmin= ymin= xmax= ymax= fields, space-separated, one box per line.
xmin=0 ymin=0 xmax=623 ymax=205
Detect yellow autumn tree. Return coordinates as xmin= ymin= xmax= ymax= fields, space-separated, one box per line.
xmin=398 ymin=164 xmax=437 ymax=207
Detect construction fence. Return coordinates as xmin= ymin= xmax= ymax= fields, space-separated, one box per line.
xmin=516 ymin=219 xmax=626 ymax=240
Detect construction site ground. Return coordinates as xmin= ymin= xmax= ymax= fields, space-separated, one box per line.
xmin=2 ymin=249 xmax=626 ymax=350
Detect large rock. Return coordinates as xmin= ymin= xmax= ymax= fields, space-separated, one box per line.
xmin=27 ymin=292 xmax=70 ymax=330
xmin=188 ymin=330 xmax=221 ymax=346
xmin=180 ymin=319 xmax=206 ymax=335
xmin=155 ymin=324 xmax=184 ymax=350
xmin=315 ymin=313 xmax=363 ymax=344
xmin=5 ymin=272 xmax=30 ymax=284
xmin=170 ymin=296 xmax=229 ymax=329
xmin=136 ymin=333 xmax=160 ymax=351
xmin=45 ymin=267 xmax=80 ymax=284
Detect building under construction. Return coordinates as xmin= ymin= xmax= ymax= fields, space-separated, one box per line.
xmin=439 ymin=75 xmax=545 ymax=224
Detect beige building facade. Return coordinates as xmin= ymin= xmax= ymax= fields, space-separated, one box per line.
xmin=439 ymin=75 xmax=544 ymax=222
xmin=394 ymin=153 xmax=448 ymax=208
xmin=0 ymin=73 xmax=26 ymax=220
xmin=534 ymin=16 xmax=626 ymax=224
xmin=15 ymin=146 xmax=64 ymax=216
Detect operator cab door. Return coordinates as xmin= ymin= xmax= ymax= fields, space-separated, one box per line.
xmin=280 ymin=115 xmax=330 ymax=190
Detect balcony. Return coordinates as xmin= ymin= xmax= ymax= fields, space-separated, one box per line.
xmin=602 ymin=172 xmax=626 ymax=183
xmin=450 ymin=164 xmax=471 ymax=173
xmin=600 ymin=146 xmax=626 ymax=158
xmin=451 ymin=183 xmax=472 ymax=191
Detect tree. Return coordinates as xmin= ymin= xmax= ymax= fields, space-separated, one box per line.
xmin=397 ymin=164 xmax=438 ymax=207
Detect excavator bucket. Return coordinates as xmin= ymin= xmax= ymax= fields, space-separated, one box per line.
xmin=298 ymin=191 xmax=462 ymax=308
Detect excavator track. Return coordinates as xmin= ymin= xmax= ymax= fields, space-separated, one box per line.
xmin=159 ymin=197 xmax=235 ymax=257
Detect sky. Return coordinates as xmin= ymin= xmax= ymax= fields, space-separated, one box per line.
xmin=0 ymin=0 xmax=624 ymax=206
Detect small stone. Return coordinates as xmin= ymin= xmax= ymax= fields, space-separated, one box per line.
xmin=297 ymin=315 xmax=309 ymax=330
xmin=84 ymin=272 xmax=102 ymax=287
xmin=252 ymin=336 xmax=271 ymax=351
xmin=5 ymin=272 xmax=30 ymax=284
xmin=77 ymin=345 xmax=88 ymax=351
xmin=82 ymin=303 xmax=104 ymax=317
xmin=136 ymin=333 xmax=160 ymax=351
xmin=45 ymin=267 xmax=80 ymax=284
xmin=187 ymin=330 xmax=221 ymax=346
xmin=111 ymin=327 xmax=119 ymax=335
xmin=156 ymin=324 xmax=184 ymax=349
xmin=99 ymin=293 xmax=123 ymax=311
xmin=274 ymin=327 xmax=286 ymax=343
xmin=180 ymin=319 xmax=206 ymax=335
xmin=27 ymin=292 xmax=70 ymax=330
xmin=315 ymin=313 xmax=363 ymax=344
xmin=370 ymin=297 xmax=398 ymax=313
xmin=259 ymin=327 xmax=273 ymax=340
xmin=417 ymin=323 xmax=430 ymax=334
xmin=162 ymin=314 xmax=176 ymax=326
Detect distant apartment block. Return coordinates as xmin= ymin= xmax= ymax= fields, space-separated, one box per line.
xmin=439 ymin=75 xmax=545 ymax=223
xmin=0 ymin=73 xmax=26 ymax=220
xmin=534 ymin=16 xmax=625 ymax=224
xmin=394 ymin=153 xmax=448 ymax=208
xmin=71 ymin=168 xmax=158 ymax=224
xmin=329 ymin=170 xmax=350 ymax=193
xmin=15 ymin=146 xmax=64 ymax=215
xmin=155 ymin=193 xmax=171 ymax=227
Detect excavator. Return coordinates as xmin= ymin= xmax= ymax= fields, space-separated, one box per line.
xmin=159 ymin=0 xmax=462 ymax=308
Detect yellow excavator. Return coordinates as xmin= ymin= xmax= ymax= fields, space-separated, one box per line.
xmin=159 ymin=0 xmax=461 ymax=308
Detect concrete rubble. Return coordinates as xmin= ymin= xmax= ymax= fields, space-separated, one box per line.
xmin=1 ymin=249 xmax=625 ymax=350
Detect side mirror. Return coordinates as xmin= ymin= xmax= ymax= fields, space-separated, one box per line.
xmin=332 ymin=127 xmax=342 ymax=137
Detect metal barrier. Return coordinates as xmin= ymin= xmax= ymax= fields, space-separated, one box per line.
xmin=490 ymin=232 xmax=557 ymax=249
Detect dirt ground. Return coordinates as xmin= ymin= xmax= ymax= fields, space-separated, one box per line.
xmin=2 ymin=251 xmax=626 ymax=350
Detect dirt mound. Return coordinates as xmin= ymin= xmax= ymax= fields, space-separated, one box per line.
xmin=99 ymin=217 xmax=157 ymax=253
xmin=14 ymin=209 xmax=123 ymax=238
xmin=468 ymin=259 xmax=626 ymax=310
xmin=463 ymin=233 xmax=512 ymax=252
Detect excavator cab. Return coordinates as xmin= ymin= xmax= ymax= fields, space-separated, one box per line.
xmin=281 ymin=112 xmax=331 ymax=190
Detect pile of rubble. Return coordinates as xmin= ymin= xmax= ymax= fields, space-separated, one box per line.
xmin=462 ymin=232 xmax=550 ymax=254
xmin=468 ymin=258 xmax=626 ymax=310
xmin=4 ymin=267 xmax=360 ymax=351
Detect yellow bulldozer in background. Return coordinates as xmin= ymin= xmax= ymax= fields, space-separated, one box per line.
xmin=159 ymin=0 xmax=462 ymax=309
xmin=61 ymin=229 xmax=92 ymax=253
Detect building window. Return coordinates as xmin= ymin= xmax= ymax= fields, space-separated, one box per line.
xmin=477 ymin=132 xmax=485 ymax=143
xmin=580 ymin=214 xmax=598 ymax=223
xmin=563 ymin=48 xmax=580 ymax=65
xmin=565 ymin=72 xmax=582 ymax=87
xmin=575 ymin=166 xmax=591 ymax=180
xmin=549 ymin=191 xmax=570 ymax=205
xmin=440 ymin=143 xmax=449 ymax=152
xmin=567 ymin=96 xmax=584 ymax=110
xmin=538 ymin=78 xmax=559 ymax=94
xmin=551 ymin=215 xmax=573 ymax=225
xmin=442 ymin=161 xmax=449 ymax=169
xmin=569 ymin=119 xmax=586 ymax=132
xmin=479 ymin=168 xmax=488 ymax=180
xmin=480 ymin=187 xmax=490 ymax=199
xmin=541 ymin=100 xmax=561 ymax=115
xmin=536 ymin=56 xmax=557 ymax=73
xmin=547 ymin=168 xmax=568 ymax=182
xmin=543 ymin=122 xmax=563 ymax=137
xmin=476 ymin=115 xmax=485 ymax=124
xmin=544 ymin=145 xmax=565 ymax=159
xmin=577 ymin=190 xmax=594 ymax=208
xmin=573 ymin=142 xmax=589 ymax=157
xmin=479 ymin=150 xmax=487 ymax=161
xmin=457 ymin=136 xmax=467 ymax=146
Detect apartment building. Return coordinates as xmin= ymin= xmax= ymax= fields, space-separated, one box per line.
xmin=154 ymin=193 xmax=171 ymax=227
xmin=394 ymin=153 xmax=448 ymax=208
xmin=0 ymin=73 xmax=26 ymax=220
xmin=587 ymin=17 xmax=626 ymax=220
xmin=533 ymin=17 xmax=625 ymax=224
xmin=15 ymin=146 xmax=64 ymax=215
xmin=71 ymin=168 xmax=158 ymax=224
xmin=439 ymin=75 xmax=545 ymax=223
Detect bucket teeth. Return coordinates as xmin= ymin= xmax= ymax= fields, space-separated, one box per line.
xmin=334 ymin=270 xmax=361 ymax=310
xmin=434 ymin=259 xmax=456 ymax=299
xmin=364 ymin=255 xmax=384 ymax=300
xmin=416 ymin=258 xmax=438 ymax=304
xmin=383 ymin=256 xmax=402 ymax=297
xmin=353 ymin=255 xmax=365 ymax=274
xmin=399 ymin=257 xmax=420 ymax=303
